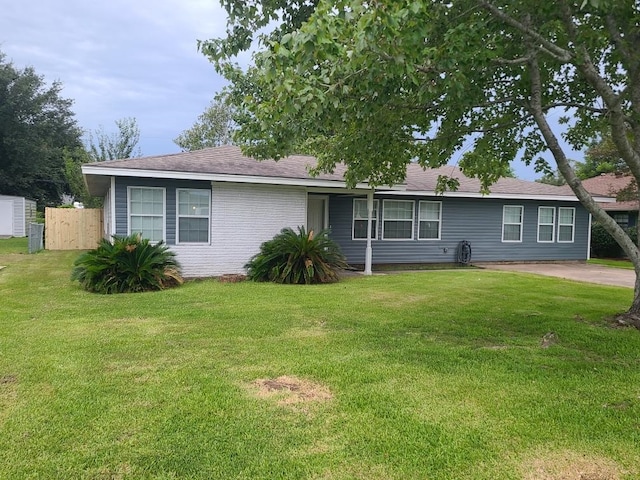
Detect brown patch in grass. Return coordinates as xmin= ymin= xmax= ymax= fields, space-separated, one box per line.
xmin=0 ymin=374 xmax=19 ymax=426
xmin=521 ymin=450 xmax=626 ymax=480
xmin=0 ymin=374 xmax=17 ymax=384
xmin=252 ymin=375 xmax=332 ymax=406
xmin=86 ymin=463 xmax=133 ymax=480
xmin=219 ymin=274 xmax=247 ymax=283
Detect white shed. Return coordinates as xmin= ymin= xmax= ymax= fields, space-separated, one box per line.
xmin=0 ymin=195 xmax=37 ymax=237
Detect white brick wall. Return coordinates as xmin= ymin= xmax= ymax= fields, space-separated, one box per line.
xmin=174 ymin=182 xmax=307 ymax=277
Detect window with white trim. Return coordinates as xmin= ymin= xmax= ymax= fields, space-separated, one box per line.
xmin=177 ymin=189 xmax=211 ymax=243
xmin=353 ymin=198 xmax=378 ymax=240
xmin=537 ymin=206 xmax=555 ymax=243
xmin=382 ymin=200 xmax=414 ymax=240
xmin=418 ymin=201 xmax=441 ymax=240
xmin=128 ymin=187 xmax=165 ymax=242
xmin=502 ymin=205 xmax=523 ymax=242
xmin=558 ymin=207 xmax=575 ymax=243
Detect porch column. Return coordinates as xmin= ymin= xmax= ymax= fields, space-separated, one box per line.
xmin=364 ymin=188 xmax=374 ymax=275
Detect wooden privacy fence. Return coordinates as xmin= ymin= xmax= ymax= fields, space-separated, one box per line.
xmin=45 ymin=208 xmax=103 ymax=250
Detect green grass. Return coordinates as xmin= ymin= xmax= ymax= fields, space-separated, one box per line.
xmin=588 ymin=258 xmax=635 ymax=270
xmin=0 ymin=237 xmax=28 ymax=255
xmin=1 ymin=241 xmax=640 ymax=479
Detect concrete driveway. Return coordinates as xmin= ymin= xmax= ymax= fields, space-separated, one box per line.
xmin=478 ymin=262 xmax=635 ymax=288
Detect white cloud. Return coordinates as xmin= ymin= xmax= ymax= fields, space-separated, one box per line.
xmin=0 ymin=0 xmax=229 ymax=156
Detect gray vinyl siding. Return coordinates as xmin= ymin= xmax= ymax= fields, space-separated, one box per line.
xmin=114 ymin=177 xmax=211 ymax=244
xmin=329 ymin=195 xmax=589 ymax=264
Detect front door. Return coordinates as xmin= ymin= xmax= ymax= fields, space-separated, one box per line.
xmin=307 ymin=196 xmax=328 ymax=235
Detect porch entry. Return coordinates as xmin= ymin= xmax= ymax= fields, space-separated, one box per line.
xmin=307 ymin=195 xmax=328 ymax=235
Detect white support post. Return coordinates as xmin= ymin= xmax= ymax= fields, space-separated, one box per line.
xmin=586 ymin=213 xmax=592 ymax=260
xmin=364 ymin=188 xmax=374 ymax=275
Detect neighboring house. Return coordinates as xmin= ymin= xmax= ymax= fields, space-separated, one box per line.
xmin=82 ymin=146 xmax=609 ymax=277
xmin=579 ymin=173 xmax=638 ymax=228
xmin=0 ymin=195 xmax=37 ymax=237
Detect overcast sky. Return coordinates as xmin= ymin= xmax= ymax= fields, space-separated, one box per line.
xmin=1 ymin=1 xmax=581 ymax=181
xmin=1 ymin=0 xmax=232 ymax=157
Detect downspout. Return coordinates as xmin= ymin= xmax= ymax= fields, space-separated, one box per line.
xmin=364 ymin=188 xmax=374 ymax=275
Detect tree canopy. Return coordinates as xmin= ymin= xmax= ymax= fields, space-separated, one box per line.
xmin=174 ymin=95 xmax=235 ymax=151
xmin=575 ymin=134 xmax=628 ymax=180
xmin=87 ymin=117 xmax=141 ymax=162
xmin=202 ymin=0 xmax=640 ymax=319
xmin=0 ymin=51 xmax=83 ymax=206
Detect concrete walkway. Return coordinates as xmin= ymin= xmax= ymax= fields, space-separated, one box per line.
xmin=478 ymin=262 xmax=635 ymax=288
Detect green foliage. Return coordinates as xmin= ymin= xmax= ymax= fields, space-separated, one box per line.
xmin=202 ymin=0 xmax=640 ymax=189
xmin=591 ymin=222 xmax=637 ymax=258
xmin=174 ymin=94 xmax=235 ymax=151
xmin=87 ymin=117 xmax=141 ymax=162
xmin=536 ymin=169 xmax=567 ymax=186
xmin=245 ymin=226 xmax=348 ymax=284
xmin=0 ymin=50 xmax=83 ymax=206
xmin=575 ymin=134 xmax=627 ymax=180
xmin=71 ymin=233 xmax=183 ymax=294
xmin=62 ymin=147 xmax=102 ymax=207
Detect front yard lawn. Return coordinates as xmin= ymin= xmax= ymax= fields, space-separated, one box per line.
xmin=588 ymin=258 xmax=635 ymax=270
xmin=1 ymin=242 xmax=639 ymax=479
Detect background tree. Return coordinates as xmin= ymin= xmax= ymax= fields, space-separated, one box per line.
xmin=536 ymin=170 xmax=567 ymax=186
xmin=0 ymin=51 xmax=83 ymax=207
xmin=62 ymin=147 xmax=102 ymax=207
xmin=575 ymin=135 xmax=628 ymax=180
xmin=201 ymin=0 xmax=640 ymax=322
xmin=174 ymin=94 xmax=235 ymax=151
xmin=88 ymin=117 xmax=141 ymax=161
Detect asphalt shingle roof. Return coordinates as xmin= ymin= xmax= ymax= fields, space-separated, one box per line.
xmin=85 ymin=145 xmax=580 ymax=198
xmin=580 ymin=173 xmax=638 ymax=212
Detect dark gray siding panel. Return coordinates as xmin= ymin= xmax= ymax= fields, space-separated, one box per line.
xmin=329 ymin=195 xmax=589 ymax=264
xmin=114 ymin=177 xmax=211 ymax=245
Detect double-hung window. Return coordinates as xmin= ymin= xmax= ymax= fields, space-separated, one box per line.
xmin=177 ymin=189 xmax=211 ymax=244
xmin=537 ymin=207 xmax=555 ymax=243
xmin=502 ymin=205 xmax=523 ymax=242
xmin=382 ymin=200 xmax=414 ymax=240
xmin=353 ymin=198 xmax=378 ymax=240
xmin=128 ymin=187 xmax=165 ymax=242
xmin=418 ymin=201 xmax=441 ymax=240
xmin=558 ymin=207 xmax=575 ymax=243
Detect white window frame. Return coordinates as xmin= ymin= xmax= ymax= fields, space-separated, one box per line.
xmin=176 ymin=188 xmax=211 ymax=245
xmin=502 ymin=205 xmax=524 ymax=243
xmin=418 ymin=201 xmax=442 ymax=240
xmin=537 ymin=206 xmax=555 ymax=243
xmin=382 ymin=200 xmax=415 ymax=240
xmin=558 ymin=207 xmax=575 ymax=243
xmin=352 ymin=198 xmax=379 ymax=240
xmin=127 ymin=186 xmax=166 ymax=242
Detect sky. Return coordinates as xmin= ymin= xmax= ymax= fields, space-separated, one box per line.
xmin=1 ymin=1 xmax=582 ymax=181
xmin=1 ymin=0 xmax=231 ymax=157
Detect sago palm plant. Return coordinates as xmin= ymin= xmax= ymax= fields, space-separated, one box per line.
xmin=245 ymin=226 xmax=348 ymax=284
xmin=71 ymin=233 xmax=183 ymax=293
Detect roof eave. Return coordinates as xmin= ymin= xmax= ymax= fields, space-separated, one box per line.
xmin=81 ymin=165 xmax=374 ymax=191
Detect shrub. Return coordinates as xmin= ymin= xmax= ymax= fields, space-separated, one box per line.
xmin=245 ymin=226 xmax=348 ymax=284
xmin=71 ymin=233 xmax=183 ymax=293
xmin=591 ymin=222 xmax=637 ymax=258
